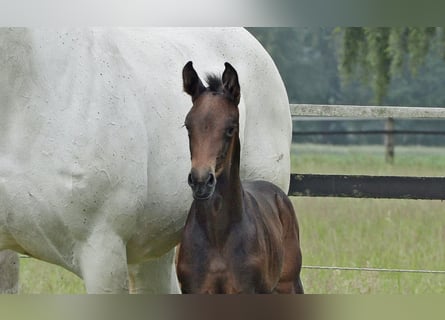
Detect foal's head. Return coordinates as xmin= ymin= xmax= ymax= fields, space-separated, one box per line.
xmin=182 ymin=61 xmax=241 ymax=200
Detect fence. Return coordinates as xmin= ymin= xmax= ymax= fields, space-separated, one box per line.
xmin=292 ymin=104 xmax=445 ymax=162
xmin=289 ymin=103 xmax=445 ymax=276
xmin=289 ymin=104 xmax=445 ymax=200
xmin=290 ymin=104 xmax=445 ymax=118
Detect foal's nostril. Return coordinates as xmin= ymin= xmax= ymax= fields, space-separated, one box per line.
xmin=188 ymin=173 xmax=194 ymax=187
xmin=207 ymin=172 xmax=216 ymax=187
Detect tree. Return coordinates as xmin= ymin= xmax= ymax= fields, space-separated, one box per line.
xmin=248 ymin=28 xmax=375 ymax=106
xmin=337 ymin=27 xmax=443 ymax=104
xmin=248 ymin=28 xmax=445 ymax=146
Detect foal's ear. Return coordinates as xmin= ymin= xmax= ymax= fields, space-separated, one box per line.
xmin=183 ymin=61 xmax=206 ymax=102
xmin=222 ymin=62 xmax=240 ymax=105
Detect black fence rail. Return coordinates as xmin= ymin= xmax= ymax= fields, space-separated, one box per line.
xmin=292 ymin=129 xmax=445 ymax=137
xmin=289 ymin=174 xmax=445 ymax=200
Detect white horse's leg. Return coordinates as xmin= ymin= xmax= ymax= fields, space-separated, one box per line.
xmin=79 ymin=232 xmax=129 ymax=293
xmin=128 ymin=248 xmax=180 ymax=294
xmin=0 ymin=250 xmax=19 ymax=294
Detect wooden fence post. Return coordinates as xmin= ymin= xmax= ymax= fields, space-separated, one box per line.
xmin=384 ymin=117 xmax=394 ymax=163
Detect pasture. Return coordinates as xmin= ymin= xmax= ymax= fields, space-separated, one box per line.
xmin=293 ymin=144 xmax=445 ymax=294
xmin=17 ymin=144 xmax=445 ymax=293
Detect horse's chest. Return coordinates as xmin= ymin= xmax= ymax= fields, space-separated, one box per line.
xmin=208 ymin=255 xmax=227 ymax=274
xmin=197 ymin=246 xmax=268 ymax=294
xmin=199 ymin=254 xmax=243 ymax=294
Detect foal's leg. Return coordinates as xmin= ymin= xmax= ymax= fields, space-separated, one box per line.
xmin=294 ymin=276 xmax=304 ymax=294
xmin=79 ymin=232 xmax=129 ymax=293
xmin=275 ymin=193 xmax=304 ymax=294
xmin=274 ymin=252 xmax=304 ymax=294
xmin=273 ymin=227 xmax=304 ymax=294
xmin=128 ymin=248 xmax=180 ymax=294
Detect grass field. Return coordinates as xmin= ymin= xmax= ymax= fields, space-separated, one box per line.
xmin=19 ymin=258 xmax=85 ymax=294
xmin=292 ymin=144 xmax=445 ymax=294
xmin=17 ymin=144 xmax=445 ymax=293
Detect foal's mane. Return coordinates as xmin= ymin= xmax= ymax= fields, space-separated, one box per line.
xmin=205 ymin=73 xmax=223 ymax=93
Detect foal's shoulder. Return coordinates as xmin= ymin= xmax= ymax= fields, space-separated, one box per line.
xmin=242 ymin=180 xmax=295 ymax=221
xmin=243 ymin=179 xmax=286 ymax=194
xmin=243 ymin=180 xmax=293 ymax=211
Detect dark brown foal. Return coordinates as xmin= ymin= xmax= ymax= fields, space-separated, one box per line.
xmin=176 ymin=61 xmax=303 ymax=294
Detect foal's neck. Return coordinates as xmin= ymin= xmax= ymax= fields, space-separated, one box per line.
xmin=217 ymin=134 xmax=243 ymax=210
xmin=196 ymin=135 xmax=243 ymax=247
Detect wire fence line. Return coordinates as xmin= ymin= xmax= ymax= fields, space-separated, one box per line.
xmin=302 ymin=265 xmax=445 ymax=274
xmin=17 ymin=254 xmax=445 ymax=275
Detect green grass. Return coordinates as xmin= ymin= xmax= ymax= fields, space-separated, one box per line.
xmin=19 ymin=258 xmax=85 ymax=294
xmin=16 ymin=144 xmax=445 ymax=293
xmin=291 ymin=144 xmax=445 ymax=176
xmin=292 ymin=144 xmax=445 ymax=294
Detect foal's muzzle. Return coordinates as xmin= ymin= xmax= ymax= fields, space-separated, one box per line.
xmin=188 ymin=169 xmax=216 ymax=200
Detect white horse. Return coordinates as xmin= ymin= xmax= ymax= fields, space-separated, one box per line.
xmin=0 ymin=28 xmax=291 ymax=293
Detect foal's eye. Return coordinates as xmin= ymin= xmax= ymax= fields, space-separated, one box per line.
xmin=226 ymin=126 xmax=236 ymax=137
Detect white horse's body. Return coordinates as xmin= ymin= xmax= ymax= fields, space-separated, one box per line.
xmin=0 ymin=28 xmax=291 ymax=293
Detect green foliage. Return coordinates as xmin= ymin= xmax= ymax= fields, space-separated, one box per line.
xmin=337 ymin=27 xmax=443 ymax=104
xmin=248 ymin=27 xmax=346 ymax=104
xmin=388 ymin=27 xmax=405 ymax=75
xmin=249 ymin=27 xmax=445 ymax=106
xmin=249 ymin=28 xmax=445 ymax=146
